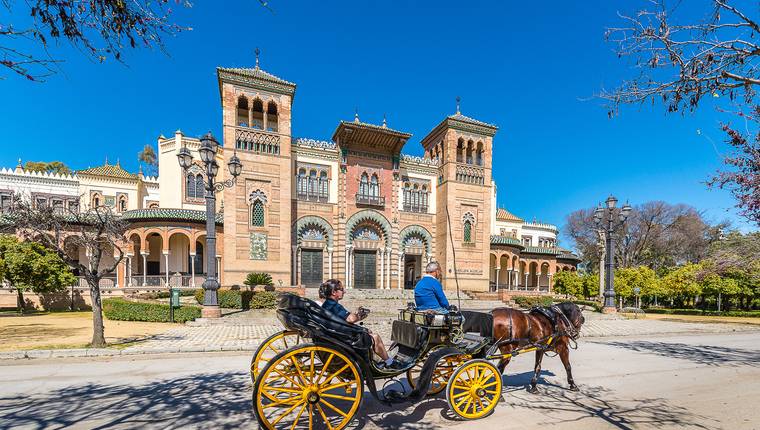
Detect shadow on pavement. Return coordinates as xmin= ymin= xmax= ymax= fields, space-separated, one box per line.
xmin=0 ymin=369 xmax=718 ymax=430
xmin=598 ymin=340 xmax=760 ymax=367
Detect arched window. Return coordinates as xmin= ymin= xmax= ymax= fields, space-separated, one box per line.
xmin=412 ymin=184 xmax=419 ymax=208
xmin=476 ymin=142 xmax=483 ymax=166
xmin=466 ymin=140 xmax=474 ymax=164
xmin=252 ymin=99 xmax=264 ymax=129
xmin=195 ymin=174 xmax=204 ymax=199
xmin=421 ymin=185 xmax=428 ymax=209
xmin=118 ymin=196 xmax=127 ymax=212
xmin=266 ymin=101 xmax=278 ymax=132
xmin=456 ymin=138 xmax=464 ymax=163
xmin=236 ymin=96 xmax=249 ymax=127
xmin=93 ymin=196 xmax=100 ymax=207
xmin=251 ymin=200 xmax=265 ymax=226
xmin=186 ymin=173 xmax=195 ymax=199
xmin=319 ymin=171 xmax=328 ymax=201
xmin=308 ymin=170 xmax=318 ymax=196
xmin=297 ymin=168 xmax=307 ymax=197
xmin=370 ymin=174 xmax=379 ymax=197
xmin=359 ymin=173 xmax=369 ymax=196
xmin=463 ymin=220 xmax=472 ymax=243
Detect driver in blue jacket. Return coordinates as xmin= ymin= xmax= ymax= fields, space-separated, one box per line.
xmin=414 ymin=261 xmax=450 ymax=313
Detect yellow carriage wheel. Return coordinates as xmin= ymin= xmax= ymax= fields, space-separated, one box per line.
xmin=251 ymin=330 xmax=302 ymax=383
xmin=446 ymin=359 xmax=502 ymax=420
xmin=406 ymin=351 xmax=468 ymax=395
xmin=253 ymin=344 xmax=363 ymax=430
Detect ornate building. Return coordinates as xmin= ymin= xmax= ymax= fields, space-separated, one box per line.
xmin=0 ymin=61 xmax=578 ymax=296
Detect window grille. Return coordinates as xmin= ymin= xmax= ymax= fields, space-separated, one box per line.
xmin=251 ymin=201 xmax=265 ymax=226
xmin=464 ymin=220 xmax=472 ymax=243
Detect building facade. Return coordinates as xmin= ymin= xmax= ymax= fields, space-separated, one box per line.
xmin=0 ymin=62 xmax=578 ymax=295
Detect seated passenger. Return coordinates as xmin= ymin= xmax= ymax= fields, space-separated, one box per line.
xmin=319 ymin=279 xmax=398 ymax=368
xmin=414 ymin=261 xmax=450 ymax=313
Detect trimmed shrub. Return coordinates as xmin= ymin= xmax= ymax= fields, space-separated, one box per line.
xmin=244 ymin=272 xmax=273 ymax=288
xmin=136 ymin=290 xmax=196 ymax=300
xmin=103 ymin=298 xmax=200 ymax=323
xmin=573 ymin=299 xmax=603 ymax=313
xmin=513 ymin=296 xmax=555 ymax=309
xmin=644 ymin=308 xmax=760 ymax=318
xmin=193 ymin=289 xmax=278 ymax=310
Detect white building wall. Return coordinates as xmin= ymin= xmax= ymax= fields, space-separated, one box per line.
xmin=0 ymin=167 xmax=79 ymax=202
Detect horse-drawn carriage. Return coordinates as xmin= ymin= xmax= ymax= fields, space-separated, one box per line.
xmin=250 ymin=293 xmax=583 ymax=430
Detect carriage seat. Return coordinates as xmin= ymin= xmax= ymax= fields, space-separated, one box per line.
xmin=276 ymin=293 xmax=373 ymax=351
xmin=398 ymin=308 xmax=464 ymax=328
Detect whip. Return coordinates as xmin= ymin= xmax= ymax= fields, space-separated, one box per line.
xmin=445 ymin=205 xmax=462 ymax=310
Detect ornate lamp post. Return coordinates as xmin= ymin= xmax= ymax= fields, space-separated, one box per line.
xmin=593 ymin=195 xmax=632 ymax=313
xmin=177 ymin=132 xmax=242 ymax=318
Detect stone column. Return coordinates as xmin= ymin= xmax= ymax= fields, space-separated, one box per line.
xmin=327 ymin=247 xmax=333 ymax=279
xmin=397 ymin=253 xmax=403 ymax=290
xmin=495 ymin=268 xmax=500 ymax=291
xmin=524 ymin=274 xmax=529 ymax=290
xmin=296 ymin=248 xmax=302 ymax=286
xmin=190 ymin=253 xmax=196 ymax=287
xmin=387 ymin=248 xmax=392 ymax=290
xmin=379 ymin=248 xmax=384 ymax=290
xmin=292 ymin=246 xmax=298 ymax=286
xmin=126 ymin=256 xmax=132 ymax=287
xmin=548 ymin=273 xmax=553 ymax=292
xmin=163 ymin=251 xmax=170 ymax=287
xmin=141 ymin=252 xmax=148 ymax=287
xmin=345 ymin=246 xmax=350 ymax=288
xmin=248 ymin=106 xmax=253 ymax=127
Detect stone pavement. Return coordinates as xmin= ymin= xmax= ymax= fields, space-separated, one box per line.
xmin=2 ymin=304 xmax=758 ymax=360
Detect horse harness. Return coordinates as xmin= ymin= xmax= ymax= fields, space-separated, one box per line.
xmin=488 ymin=305 xmax=578 ymax=358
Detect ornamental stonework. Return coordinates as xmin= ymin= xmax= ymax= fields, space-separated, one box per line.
xmin=250 ymin=232 xmax=268 ymax=260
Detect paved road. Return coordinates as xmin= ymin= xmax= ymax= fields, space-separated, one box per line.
xmin=1 ymin=331 xmax=758 ymax=429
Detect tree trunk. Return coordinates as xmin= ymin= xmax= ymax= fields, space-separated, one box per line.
xmin=16 ymin=288 xmax=24 ymax=314
xmin=89 ymin=279 xmax=106 ymax=348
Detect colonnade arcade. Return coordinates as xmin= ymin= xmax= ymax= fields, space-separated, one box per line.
xmin=489 ymin=251 xmax=562 ymax=292
xmin=124 ymin=225 xmax=220 ymax=288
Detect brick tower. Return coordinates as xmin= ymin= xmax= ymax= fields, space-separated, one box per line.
xmin=421 ymin=101 xmax=498 ymax=292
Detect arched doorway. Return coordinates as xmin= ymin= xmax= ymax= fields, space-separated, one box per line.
xmin=294 ymin=216 xmax=334 ymax=288
xmin=399 ymin=225 xmax=432 ymax=290
xmin=345 ymin=210 xmax=391 ymax=289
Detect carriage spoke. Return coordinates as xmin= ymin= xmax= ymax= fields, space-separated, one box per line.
xmin=315 ymin=353 xmax=334 ymax=384
xmin=451 ymin=390 xmax=470 ymax=400
xmin=264 ymin=386 xmax=303 ymax=394
xmin=308 ymin=404 xmax=313 ymax=430
xmin=272 ymin=367 xmax=304 ymax=389
xmin=319 ymin=398 xmax=349 ymax=418
xmin=481 ymin=381 xmax=498 ymax=389
xmin=290 ymin=402 xmax=308 ymax=430
xmin=452 ymin=384 xmax=469 ymax=391
xmin=319 ymin=363 xmax=350 ymax=388
xmin=320 ymin=381 xmax=352 ymax=392
xmin=454 ymin=393 xmax=470 ymax=408
xmin=315 ymin=403 xmax=334 ymax=430
xmin=321 ymin=392 xmax=358 ymax=402
xmin=309 ymin=350 xmax=316 ymax=383
xmin=291 ymin=356 xmax=309 ymax=385
xmin=263 ymin=396 xmax=302 ymax=409
xmin=272 ymin=400 xmax=305 ymax=426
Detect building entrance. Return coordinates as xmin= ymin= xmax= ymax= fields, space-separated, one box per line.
xmin=353 ymin=250 xmax=376 ymax=289
xmin=404 ymin=254 xmax=422 ymax=289
xmin=301 ymin=249 xmax=323 ymax=287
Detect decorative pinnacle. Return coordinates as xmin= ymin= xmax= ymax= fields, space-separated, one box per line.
xmin=105 ymin=155 xmax=109 ymax=165
xmin=456 ymin=96 xmax=461 ymax=114
xmin=382 ymin=113 xmax=387 ymax=128
xmin=354 ymin=107 xmax=360 ymax=123
xmin=254 ymin=47 xmax=260 ymax=69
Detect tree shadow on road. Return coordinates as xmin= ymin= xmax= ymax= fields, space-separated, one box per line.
xmin=0 ymin=371 xmax=253 ymax=430
xmin=597 ymin=340 xmax=760 ymax=367
xmin=504 ymin=372 xmax=717 ymax=430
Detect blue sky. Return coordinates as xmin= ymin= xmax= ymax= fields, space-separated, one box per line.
xmin=0 ymin=0 xmax=755 ymax=238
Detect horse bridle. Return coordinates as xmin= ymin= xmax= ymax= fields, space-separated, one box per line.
xmin=550 ymin=305 xmax=581 ymax=341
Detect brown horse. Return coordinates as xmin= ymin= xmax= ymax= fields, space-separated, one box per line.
xmin=473 ymin=302 xmax=585 ymax=393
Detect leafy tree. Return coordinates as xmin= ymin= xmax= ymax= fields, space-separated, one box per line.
xmin=137 ymin=144 xmax=158 ymax=176
xmin=603 ymin=1 xmax=759 ymax=226
xmin=23 ymin=161 xmax=72 ymax=175
xmin=580 ymin=272 xmax=599 ymax=299
xmin=553 ymin=270 xmax=583 ymax=298
xmin=3 ymin=195 xmax=126 ymax=346
xmin=661 ymin=263 xmax=702 ymax=306
xmin=1 ymin=0 xmax=188 ymax=81
xmin=0 ymin=234 xmax=75 ymax=313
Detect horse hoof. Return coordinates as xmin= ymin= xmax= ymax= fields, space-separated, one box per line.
xmin=527 ymin=386 xmax=539 ymax=394
xmin=569 ymin=385 xmax=580 ymax=392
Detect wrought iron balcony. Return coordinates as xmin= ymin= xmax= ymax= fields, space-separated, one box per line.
xmin=296 ymin=192 xmax=329 ymax=203
xmin=355 ymin=193 xmax=385 ymax=207
xmin=403 ymin=203 xmax=428 ymax=213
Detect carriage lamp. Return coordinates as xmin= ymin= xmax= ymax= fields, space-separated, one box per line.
xmin=594 ymin=195 xmax=632 ymax=313
xmin=176 ymin=131 xmax=243 ymax=318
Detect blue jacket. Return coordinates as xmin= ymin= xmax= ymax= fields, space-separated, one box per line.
xmin=414 ymin=275 xmax=450 ymax=310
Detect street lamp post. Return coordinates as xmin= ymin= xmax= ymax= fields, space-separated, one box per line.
xmin=593 ymin=195 xmax=631 ymax=314
xmin=177 ymin=132 xmax=242 ymax=318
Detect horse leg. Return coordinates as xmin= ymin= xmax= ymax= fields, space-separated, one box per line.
xmin=497 ymin=357 xmax=511 ymax=374
xmin=558 ymin=343 xmax=579 ymax=391
xmin=527 ymin=350 xmax=544 ymax=394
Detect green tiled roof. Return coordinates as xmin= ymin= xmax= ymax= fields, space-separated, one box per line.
xmin=78 ymin=163 xmax=137 ymax=179
xmin=336 ymin=120 xmax=412 ymax=139
xmin=490 ymin=235 xmax=523 ymax=247
xmin=556 ymin=248 xmax=581 ymax=261
xmin=447 ymin=113 xmax=498 ymax=130
xmin=122 ymin=209 xmax=223 ymax=225
xmin=496 ymin=208 xmax=523 ymax=222
xmin=522 ymin=246 xmax=561 ymax=255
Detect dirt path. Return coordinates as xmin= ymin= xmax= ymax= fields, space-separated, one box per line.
xmin=0 ymin=312 xmax=174 ymax=350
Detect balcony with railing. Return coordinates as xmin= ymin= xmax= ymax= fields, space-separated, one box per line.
xmin=235 ymin=127 xmax=281 ymax=155
xmin=455 ymin=164 xmax=485 ymax=185
xmin=355 ymin=193 xmax=385 ymax=207
xmin=402 ymin=202 xmax=428 ymax=213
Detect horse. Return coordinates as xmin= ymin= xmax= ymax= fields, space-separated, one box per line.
xmin=462 ymin=302 xmax=585 ymax=393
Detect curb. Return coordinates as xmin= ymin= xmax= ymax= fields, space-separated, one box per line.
xmin=0 ymin=344 xmax=260 ymax=361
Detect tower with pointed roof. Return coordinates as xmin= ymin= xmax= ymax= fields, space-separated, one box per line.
xmin=420 ymin=101 xmax=498 ymax=291
xmin=217 ymin=53 xmax=297 ymax=285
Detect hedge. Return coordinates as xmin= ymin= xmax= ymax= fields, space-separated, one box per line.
xmin=193 ymin=289 xmax=278 ymax=310
xmin=644 ymin=308 xmax=760 ymax=318
xmin=103 ymin=298 xmax=201 ymax=323
xmin=573 ymin=300 xmax=603 ymax=313
xmin=513 ymin=296 xmax=555 ymax=308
